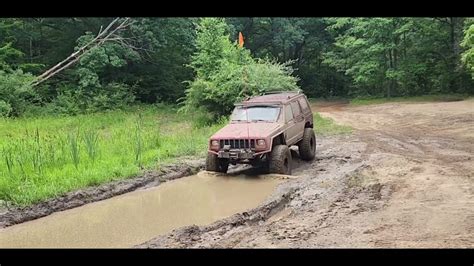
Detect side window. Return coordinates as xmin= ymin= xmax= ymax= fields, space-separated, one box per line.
xmin=298 ymin=97 xmax=310 ymax=112
xmin=285 ymin=105 xmax=294 ymax=122
xmin=290 ymin=101 xmax=302 ymax=117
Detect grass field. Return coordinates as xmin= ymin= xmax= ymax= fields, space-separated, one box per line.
xmin=0 ymin=106 xmax=351 ymax=206
xmin=0 ymin=105 xmax=224 ymax=206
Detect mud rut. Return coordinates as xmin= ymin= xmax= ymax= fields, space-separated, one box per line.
xmin=139 ymin=99 xmax=474 ymax=248
xmin=1 ymin=100 xmax=472 ymax=248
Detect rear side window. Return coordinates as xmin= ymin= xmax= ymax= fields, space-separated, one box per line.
xmin=285 ymin=105 xmax=294 ymax=122
xmin=290 ymin=101 xmax=301 ymax=116
xmin=298 ymin=97 xmax=310 ymax=112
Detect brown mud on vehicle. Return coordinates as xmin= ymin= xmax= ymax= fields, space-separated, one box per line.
xmin=206 ymin=91 xmax=316 ymax=175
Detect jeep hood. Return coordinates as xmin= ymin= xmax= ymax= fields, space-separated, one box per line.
xmin=211 ymin=122 xmax=282 ymax=139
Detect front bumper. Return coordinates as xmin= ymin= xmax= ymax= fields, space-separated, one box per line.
xmin=217 ymin=149 xmax=256 ymax=160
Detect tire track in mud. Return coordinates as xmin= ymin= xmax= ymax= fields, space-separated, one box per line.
xmin=2 ymin=100 xmax=472 ymax=248
xmin=139 ymin=100 xmax=473 ymax=248
xmin=313 ymin=100 xmax=474 ymax=248
xmin=136 ymin=135 xmax=388 ymax=248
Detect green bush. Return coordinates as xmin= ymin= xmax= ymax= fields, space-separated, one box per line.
xmin=50 ymin=88 xmax=81 ymax=115
xmin=182 ymin=18 xmax=299 ymax=119
xmin=87 ymin=82 xmax=136 ymax=112
xmin=0 ymin=100 xmax=12 ymax=117
xmin=40 ymin=82 xmax=135 ymax=116
xmin=461 ymin=19 xmax=474 ymax=79
xmin=0 ymin=69 xmax=35 ymax=117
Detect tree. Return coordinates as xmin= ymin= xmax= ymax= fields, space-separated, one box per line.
xmin=461 ymin=18 xmax=474 ymax=79
xmin=227 ymin=18 xmax=350 ymax=98
xmin=183 ymin=18 xmax=299 ymax=118
xmin=0 ymin=20 xmax=36 ymax=117
xmin=32 ymin=18 xmax=135 ymax=87
xmin=323 ymin=17 xmax=473 ymax=97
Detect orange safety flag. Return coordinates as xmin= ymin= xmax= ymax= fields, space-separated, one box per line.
xmin=238 ymin=32 xmax=244 ymax=48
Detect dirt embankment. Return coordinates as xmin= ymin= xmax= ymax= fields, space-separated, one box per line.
xmin=139 ymin=99 xmax=473 ymax=248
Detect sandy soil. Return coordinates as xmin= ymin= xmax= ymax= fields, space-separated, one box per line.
xmin=139 ymin=99 xmax=474 ymax=248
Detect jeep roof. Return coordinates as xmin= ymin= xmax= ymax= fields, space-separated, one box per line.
xmin=238 ymin=91 xmax=303 ymax=105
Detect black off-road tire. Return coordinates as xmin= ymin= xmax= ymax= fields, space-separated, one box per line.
xmin=269 ymin=145 xmax=292 ymax=175
xmin=206 ymin=153 xmax=229 ymax=173
xmin=298 ymin=128 xmax=316 ymax=161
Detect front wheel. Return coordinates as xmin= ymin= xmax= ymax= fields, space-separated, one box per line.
xmin=206 ymin=153 xmax=229 ymax=173
xmin=268 ymin=145 xmax=292 ymax=175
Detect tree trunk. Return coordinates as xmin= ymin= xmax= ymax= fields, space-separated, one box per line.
xmin=29 ymin=37 xmax=33 ymax=63
xmin=387 ymin=50 xmax=393 ymax=98
xmin=449 ymin=17 xmax=462 ymax=91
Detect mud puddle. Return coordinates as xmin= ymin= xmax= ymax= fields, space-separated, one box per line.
xmin=0 ymin=171 xmax=284 ymax=248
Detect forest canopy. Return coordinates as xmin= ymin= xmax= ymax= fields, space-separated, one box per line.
xmin=0 ymin=17 xmax=473 ymax=117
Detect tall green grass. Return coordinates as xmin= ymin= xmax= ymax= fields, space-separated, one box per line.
xmin=0 ymin=104 xmax=353 ymax=206
xmin=0 ymin=105 xmax=223 ymax=206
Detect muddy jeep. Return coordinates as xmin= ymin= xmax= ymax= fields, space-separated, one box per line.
xmin=206 ymin=91 xmax=316 ymax=174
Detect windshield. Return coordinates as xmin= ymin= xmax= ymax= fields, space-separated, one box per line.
xmin=230 ymin=106 xmax=281 ymax=122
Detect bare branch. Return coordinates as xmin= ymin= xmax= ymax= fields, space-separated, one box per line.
xmin=32 ymin=17 xmax=132 ymax=87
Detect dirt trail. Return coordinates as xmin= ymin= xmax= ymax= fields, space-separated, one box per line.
xmin=140 ymin=99 xmax=473 ymax=248
xmin=1 ymin=99 xmax=472 ymax=248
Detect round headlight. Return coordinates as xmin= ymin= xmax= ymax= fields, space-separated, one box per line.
xmin=211 ymin=140 xmax=219 ymax=146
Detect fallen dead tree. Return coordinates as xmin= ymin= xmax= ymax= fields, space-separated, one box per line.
xmin=31 ymin=17 xmax=134 ymax=87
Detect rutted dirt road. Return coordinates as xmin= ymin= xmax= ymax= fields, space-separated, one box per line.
xmin=1 ymin=99 xmax=472 ymax=248
xmin=139 ymin=99 xmax=474 ymax=248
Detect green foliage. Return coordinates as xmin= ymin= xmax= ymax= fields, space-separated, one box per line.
xmin=0 ymin=17 xmax=473 ymax=118
xmin=68 ymin=131 xmax=80 ymax=169
xmin=0 ymin=43 xmax=23 ymax=70
xmin=183 ymin=18 xmax=299 ymax=118
xmin=0 ymin=106 xmax=223 ymax=205
xmin=0 ymin=69 xmax=35 ymax=117
xmin=67 ymin=32 xmax=139 ymax=113
xmin=0 ymin=100 xmax=12 ymax=117
xmin=83 ymin=130 xmax=99 ymax=163
xmin=133 ymin=114 xmax=143 ymax=167
xmin=226 ymin=18 xmax=349 ymax=98
xmin=461 ymin=19 xmax=474 ymax=78
xmin=323 ymin=18 xmax=473 ymax=97
xmin=127 ymin=18 xmax=196 ymax=102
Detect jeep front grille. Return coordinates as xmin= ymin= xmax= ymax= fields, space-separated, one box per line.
xmin=219 ymin=139 xmax=255 ymax=149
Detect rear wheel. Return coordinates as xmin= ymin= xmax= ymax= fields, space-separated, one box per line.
xmin=206 ymin=153 xmax=229 ymax=173
xmin=269 ymin=145 xmax=292 ymax=175
xmin=298 ymin=128 xmax=316 ymax=161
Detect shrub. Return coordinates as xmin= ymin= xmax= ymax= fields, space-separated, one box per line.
xmin=0 ymin=69 xmax=35 ymax=117
xmin=182 ymin=18 xmax=299 ymax=119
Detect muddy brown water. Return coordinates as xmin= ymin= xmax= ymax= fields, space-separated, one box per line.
xmin=0 ymin=171 xmax=283 ymax=248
